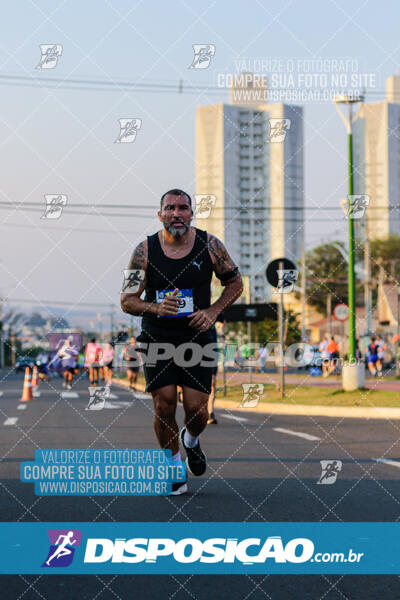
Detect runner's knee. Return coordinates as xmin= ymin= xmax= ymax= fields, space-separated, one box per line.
xmin=153 ymin=390 xmax=176 ymax=423
xmin=186 ymin=404 xmax=208 ymax=424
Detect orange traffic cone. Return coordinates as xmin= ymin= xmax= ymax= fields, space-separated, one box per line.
xmin=20 ymin=366 xmax=33 ymax=402
xmin=32 ymin=365 xmax=40 ymax=397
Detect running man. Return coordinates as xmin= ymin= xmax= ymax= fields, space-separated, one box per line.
xmin=122 ymin=336 xmax=140 ymax=392
xmin=367 ymin=336 xmax=379 ymax=377
xmin=319 ymin=334 xmax=330 ymax=377
xmin=85 ymin=338 xmax=102 ymax=386
xmin=121 ymin=189 xmax=243 ymax=495
xmin=376 ymin=334 xmax=386 ymax=377
xmin=327 ymin=336 xmax=340 ymax=375
xmin=57 ymin=337 xmax=79 ymax=390
xmin=45 ymin=531 xmax=77 ymax=566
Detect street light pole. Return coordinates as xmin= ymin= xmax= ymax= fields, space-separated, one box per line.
xmin=334 ymin=94 xmax=363 ymax=363
xmin=347 ymin=127 xmax=356 ymax=361
xmin=301 ymin=243 xmax=307 ymax=341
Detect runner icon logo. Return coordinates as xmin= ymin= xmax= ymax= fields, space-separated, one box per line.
xmin=86 ymin=386 xmax=111 ymax=411
xmin=269 ymin=118 xmax=291 ymax=143
xmin=317 ymin=460 xmax=342 ymax=485
xmin=36 ymin=44 xmax=63 ymax=69
xmin=239 ymin=384 xmax=264 ymax=408
xmin=276 ymin=269 xmax=298 ymax=294
xmin=194 ymin=194 xmax=216 ymax=218
xmin=121 ymin=269 xmax=145 ymax=293
xmin=115 ymin=118 xmax=142 ymax=143
xmin=41 ymin=195 xmax=67 ymax=220
xmin=42 ymin=529 xmax=82 ymax=567
xmin=188 ymin=44 xmax=216 ymax=69
xmin=341 ymin=195 xmax=370 ymax=220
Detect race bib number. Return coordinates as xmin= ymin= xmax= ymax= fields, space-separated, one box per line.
xmin=156 ymin=288 xmax=194 ymax=318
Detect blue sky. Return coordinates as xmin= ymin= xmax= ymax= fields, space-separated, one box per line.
xmin=0 ymin=0 xmax=399 ymax=323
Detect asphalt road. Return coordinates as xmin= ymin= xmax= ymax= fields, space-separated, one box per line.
xmin=0 ymin=371 xmax=399 ymax=599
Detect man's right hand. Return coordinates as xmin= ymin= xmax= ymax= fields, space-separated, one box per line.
xmin=156 ymin=288 xmax=180 ymax=316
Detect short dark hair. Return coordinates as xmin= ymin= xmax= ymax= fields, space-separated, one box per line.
xmin=160 ymin=189 xmax=192 ymax=210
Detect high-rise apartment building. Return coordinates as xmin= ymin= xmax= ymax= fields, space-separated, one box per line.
xmin=353 ymin=72 xmax=400 ymax=239
xmin=196 ymin=74 xmax=304 ymax=301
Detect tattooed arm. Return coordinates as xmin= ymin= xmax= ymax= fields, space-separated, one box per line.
xmin=120 ymin=240 xmax=180 ymax=317
xmin=188 ymin=234 xmax=243 ymax=331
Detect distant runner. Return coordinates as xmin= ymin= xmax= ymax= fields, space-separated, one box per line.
xmin=85 ymin=338 xmax=102 ymax=386
xmin=122 ymin=337 xmax=140 ymax=392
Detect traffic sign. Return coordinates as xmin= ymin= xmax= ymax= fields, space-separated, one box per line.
xmin=333 ymin=303 xmax=349 ymax=322
xmin=265 ymin=257 xmax=297 ymax=289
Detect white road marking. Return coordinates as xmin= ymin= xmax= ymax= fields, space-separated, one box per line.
xmin=221 ymin=414 xmax=249 ymax=423
xmin=0 ymin=392 xmax=3 ymax=397
xmin=103 ymin=401 xmax=133 ymax=410
xmin=374 ymin=458 xmax=400 ymax=469
xmin=273 ymin=427 xmax=321 ymax=441
xmin=17 ymin=404 xmax=27 ymax=410
xmin=108 ymin=393 xmax=119 ymax=400
xmin=4 ymin=417 xmax=18 ymax=426
xmin=61 ymin=391 xmax=79 ymax=399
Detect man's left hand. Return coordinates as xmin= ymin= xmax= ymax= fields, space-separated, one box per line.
xmin=188 ymin=307 xmax=217 ymax=331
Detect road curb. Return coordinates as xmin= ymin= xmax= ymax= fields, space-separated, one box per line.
xmin=214 ymin=399 xmax=400 ymax=420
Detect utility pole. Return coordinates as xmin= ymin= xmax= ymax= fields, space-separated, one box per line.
xmin=364 ymin=235 xmax=373 ymax=335
xmin=9 ymin=326 xmax=15 ymax=367
xmin=278 ymin=260 xmax=285 ymax=399
xmin=245 ymin=275 xmax=253 ymax=383
xmin=301 ymin=242 xmax=306 ymax=341
xmin=110 ymin=305 xmax=115 ymax=342
xmin=327 ymin=293 xmax=332 ymax=335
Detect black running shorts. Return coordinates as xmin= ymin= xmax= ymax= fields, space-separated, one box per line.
xmin=137 ymin=331 xmax=214 ymax=394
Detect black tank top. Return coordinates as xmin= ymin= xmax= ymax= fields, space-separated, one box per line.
xmin=141 ymin=228 xmax=214 ymax=339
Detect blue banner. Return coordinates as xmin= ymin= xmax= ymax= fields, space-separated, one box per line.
xmin=0 ymin=522 xmax=399 ymax=574
xmin=20 ymin=449 xmax=186 ymax=496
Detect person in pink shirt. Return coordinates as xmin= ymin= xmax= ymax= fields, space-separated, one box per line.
xmin=85 ymin=338 xmax=102 ymax=386
xmin=102 ymin=342 xmax=114 ymax=384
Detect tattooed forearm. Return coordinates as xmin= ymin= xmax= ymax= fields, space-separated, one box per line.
xmin=128 ymin=241 xmax=147 ymax=270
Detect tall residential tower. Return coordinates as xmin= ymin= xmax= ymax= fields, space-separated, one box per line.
xmin=353 ymin=72 xmax=400 ymax=239
xmin=196 ymin=73 xmax=304 ymax=301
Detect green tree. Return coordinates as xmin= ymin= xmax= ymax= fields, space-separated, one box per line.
xmin=370 ymin=235 xmax=400 ymax=282
xmin=303 ymin=243 xmax=349 ymax=315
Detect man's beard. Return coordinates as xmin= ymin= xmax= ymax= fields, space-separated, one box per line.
xmin=164 ymin=221 xmax=189 ymax=238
